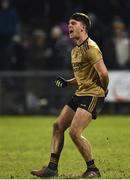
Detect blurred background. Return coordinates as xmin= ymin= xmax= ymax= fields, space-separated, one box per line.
xmin=0 ymin=0 xmax=130 ymax=115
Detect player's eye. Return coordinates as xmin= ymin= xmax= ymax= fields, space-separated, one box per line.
xmin=71 ymin=21 xmax=76 ymax=25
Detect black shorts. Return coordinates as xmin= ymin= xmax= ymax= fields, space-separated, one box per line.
xmin=67 ymin=95 xmax=105 ymax=119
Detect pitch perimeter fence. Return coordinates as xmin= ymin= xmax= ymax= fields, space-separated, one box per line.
xmin=0 ymin=71 xmax=129 ymax=115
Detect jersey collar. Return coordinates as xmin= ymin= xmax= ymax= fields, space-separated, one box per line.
xmin=77 ymin=37 xmax=89 ymax=47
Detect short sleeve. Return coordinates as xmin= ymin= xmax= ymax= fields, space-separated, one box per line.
xmin=87 ymin=47 xmax=103 ymax=65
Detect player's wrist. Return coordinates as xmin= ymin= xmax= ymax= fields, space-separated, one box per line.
xmin=67 ymin=78 xmax=77 ymax=86
xmin=66 ymin=80 xmax=71 ymax=86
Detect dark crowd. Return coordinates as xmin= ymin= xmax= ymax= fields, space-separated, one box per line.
xmin=0 ymin=0 xmax=130 ymax=71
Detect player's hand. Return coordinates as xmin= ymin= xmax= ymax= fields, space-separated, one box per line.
xmin=55 ymin=76 xmax=68 ymax=88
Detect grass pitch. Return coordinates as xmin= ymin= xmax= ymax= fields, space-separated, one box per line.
xmin=0 ymin=115 xmax=130 ymax=179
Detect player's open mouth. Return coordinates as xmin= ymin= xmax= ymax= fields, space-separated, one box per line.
xmin=69 ymin=30 xmax=73 ymax=34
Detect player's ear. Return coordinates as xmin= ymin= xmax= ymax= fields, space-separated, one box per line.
xmin=81 ymin=25 xmax=84 ymax=32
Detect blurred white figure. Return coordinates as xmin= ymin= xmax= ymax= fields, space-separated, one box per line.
xmin=113 ymin=19 xmax=130 ymax=69
xmin=26 ymin=92 xmax=48 ymax=110
xmin=106 ymin=71 xmax=130 ymax=102
xmin=113 ymin=74 xmax=130 ymax=102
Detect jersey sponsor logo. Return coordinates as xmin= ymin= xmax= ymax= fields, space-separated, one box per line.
xmin=72 ymin=62 xmax=84 ymax=72
xmin=80 ymin=104 xmax=87 ymax=107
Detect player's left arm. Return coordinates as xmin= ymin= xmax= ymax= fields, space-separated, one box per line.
xmin=93 ymin=59 xmax=109 ymax=93
xmin=55 ymin=76 xmax=78 ymax=88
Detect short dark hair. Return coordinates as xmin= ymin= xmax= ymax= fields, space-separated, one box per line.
xmin=69 ymin=12 xmax=91 ymax=32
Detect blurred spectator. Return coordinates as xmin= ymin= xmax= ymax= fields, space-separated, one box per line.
xmin=48 ymin=25 xmax=73 ymax=70
xmin=25 ymin=29 xmax=52 ymax=112
xmin=88 ymin=12 xmax=105 ymax=48
xmin=102 ymin=17 xmax=130 ymax=70
xmin=0 ymin=0 xmax=20 ymax=70
xmin=8 ymin=35 xmax=27 ymax=70
xmin=26 ymin=29 xmax=52 ymax=70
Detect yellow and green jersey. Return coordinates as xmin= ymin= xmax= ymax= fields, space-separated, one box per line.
xmin=71 ymin=37 xmax=105 ymax=97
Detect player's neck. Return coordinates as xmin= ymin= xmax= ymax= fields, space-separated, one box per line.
xmin=76 ymin=34 xmax=88 ymax=46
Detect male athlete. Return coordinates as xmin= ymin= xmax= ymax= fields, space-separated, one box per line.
xmin=31 ymin=12 xmax=109 ymax=178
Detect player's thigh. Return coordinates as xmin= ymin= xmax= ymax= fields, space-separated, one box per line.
xmin=55 ymin=105 xmax=75 ymax=131
xmin=70 ymin=107 xmax=92 ymax=134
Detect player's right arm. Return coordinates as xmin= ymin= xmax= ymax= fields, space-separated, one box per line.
xmin=55 ymin=76 xmax=78 ymax=88
xmin=93 ymin=59 xmax=109 ymax=93
xmin=87 ymin=46 xmax=109 ymax=95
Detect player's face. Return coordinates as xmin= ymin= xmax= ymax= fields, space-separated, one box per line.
xmin=68 ymin=19 xmax=84 ymax=39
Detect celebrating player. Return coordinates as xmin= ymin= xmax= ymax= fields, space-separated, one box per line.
xmin=31 ymin=12 xmax=109 ymax=178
